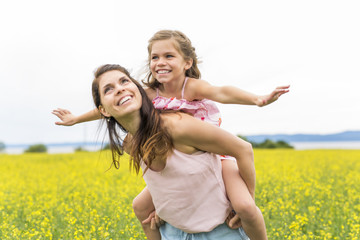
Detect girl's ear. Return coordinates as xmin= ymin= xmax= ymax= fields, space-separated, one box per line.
xmin=184 ymin=58 xmax=193 ymax=70
xmin=99 ymin=105 xmax=111 ymax=118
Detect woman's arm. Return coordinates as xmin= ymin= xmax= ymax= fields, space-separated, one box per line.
xmin=166 ymin=113 xmax=256 ymax=197
xmin=190 ymin=79 xmax=289 ymax=107
xmin=52 ymin=108 xmax=101 ymax=126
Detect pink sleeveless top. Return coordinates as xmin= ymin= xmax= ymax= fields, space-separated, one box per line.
xmin=152 ymin=77 xmax=222 ymax=127
xmin=152 ymin=77 xmax=236 ymax=161
xmin=141 ymin=149 xmax=231 ymax=233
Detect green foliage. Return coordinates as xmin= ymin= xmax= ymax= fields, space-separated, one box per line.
xmin=74 ymin=146 xmax=88 ymax=152
xmin=102 ymin=143 xmax=110 ymax=150
xmin=275 ymin=140 xmax=294 ymax=149
xmin=257 ymin=139 xmax=278 ymax=149
xmin=0 ymin=142 xmax=5 ymax=152
xmin=24 ymin=144 xmax=47 ymax=153
xmin=237 ymin=135 xmax=294 ymax=149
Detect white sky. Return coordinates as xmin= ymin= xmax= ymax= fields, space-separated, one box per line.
xmin=1 ymin=0 xmax=359 ymax=145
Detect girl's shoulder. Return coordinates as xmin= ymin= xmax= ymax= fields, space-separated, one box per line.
xmin=185 ymin=78 xmax=211 ymax=101
xmin=186 ymin=77 xmax=209 ymax=84
xmin=185 ymin=77 xmax=203 ymax=87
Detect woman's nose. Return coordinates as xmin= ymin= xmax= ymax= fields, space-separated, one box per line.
xmin=115 ymin=84 xmax=125 ymax=94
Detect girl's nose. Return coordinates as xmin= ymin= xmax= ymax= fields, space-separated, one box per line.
xmin=157 ymin=57 xmax=166 ymax=65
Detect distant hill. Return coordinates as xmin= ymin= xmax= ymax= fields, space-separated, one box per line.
xmin=5 ymin=131 xmax=360 ymax=149
xmin=5 ymin=142 xmax=104 ymax=148
xmin=245 ymin=130 xmax=360 ymax=143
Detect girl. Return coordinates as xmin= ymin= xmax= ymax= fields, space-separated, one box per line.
xmin=92 ymin=63 xmax=251 ymax=239
xmin=53 ymin=30 xmax=289 ymax=239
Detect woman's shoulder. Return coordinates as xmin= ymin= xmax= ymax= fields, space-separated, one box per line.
xmin=161 ymin=112 xmax=215 ymax=139
xmin=160 ymin=112 xmax=199 ymax=153
xmin=161 ymin=112 xmax=194 ymax=135
xmin=161 ymin=112 xmax=190 ymax=127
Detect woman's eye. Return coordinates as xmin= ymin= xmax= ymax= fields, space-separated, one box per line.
xmin=104 ymin=87 xmax=113 ymax=94
xmin=121 ymin=79 xmax=129 ymax=84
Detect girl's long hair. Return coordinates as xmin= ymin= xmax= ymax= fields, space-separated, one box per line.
xmin=143 ymin=30 xmax=201 ymax=89
xmin=92 ymin=64 xmax=173 ymax=174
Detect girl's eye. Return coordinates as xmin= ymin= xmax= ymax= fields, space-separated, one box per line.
xmin=151 ymin=56 xmax=159 ymax=60
xmin=166 ymin=55 xmax=174 ymax=58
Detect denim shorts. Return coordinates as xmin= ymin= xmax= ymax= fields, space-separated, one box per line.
xmin=159 ymin=222 xmax=250 ymax=240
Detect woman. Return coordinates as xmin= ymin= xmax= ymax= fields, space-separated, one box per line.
xmin=92 ymin=64 xmax=253 ymax=239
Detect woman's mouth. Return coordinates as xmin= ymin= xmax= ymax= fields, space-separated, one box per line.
xmin=119 ymin=96 xmax=132 ymax=105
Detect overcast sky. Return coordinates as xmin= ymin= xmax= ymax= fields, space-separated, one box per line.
xmin=1 ymin=0 xmax=359 ymax=145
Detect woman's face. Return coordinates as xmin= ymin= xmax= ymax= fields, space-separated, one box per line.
xmin=98 ymin=70 xmax=142 ymax=120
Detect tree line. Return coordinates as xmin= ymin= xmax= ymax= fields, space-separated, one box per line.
xmin=237 ymin=135 xmax=294 ymax=149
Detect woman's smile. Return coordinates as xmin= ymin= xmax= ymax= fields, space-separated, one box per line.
xmin=98 ymin=70 xmax=142 ymax=119
xmin=118 ymin=95 xmax=133 ymax=106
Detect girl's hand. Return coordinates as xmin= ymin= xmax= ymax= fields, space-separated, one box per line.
xmin=226 ymin=210 xmax=242 ymax=229
xmin=52 ymin=108 xmax=78 ymax=126
xmin=142 ymin=210 xmax=165 ymax=230
xmin=257 ymin=85 xmax=290 ymax=107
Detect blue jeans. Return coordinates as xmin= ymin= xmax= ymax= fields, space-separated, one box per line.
xmin=160 ymin=222 xmax=250 ymax=240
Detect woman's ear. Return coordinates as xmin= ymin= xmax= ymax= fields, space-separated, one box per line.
xmin=99 ymin=105 xmax=111 ymax=118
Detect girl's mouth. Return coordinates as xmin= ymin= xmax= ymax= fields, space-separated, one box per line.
xmin=157 ymin=70 xmax=171 ymax=74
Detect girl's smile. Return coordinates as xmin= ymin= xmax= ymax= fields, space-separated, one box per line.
xmin=150 ymin=39 xmax=192 ymax=85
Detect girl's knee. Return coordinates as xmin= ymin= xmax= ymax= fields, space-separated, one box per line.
xmin=132 ymin=196 xmax=146 ymax=217
xmin=132 ymin=196 xmax=155 ymax=222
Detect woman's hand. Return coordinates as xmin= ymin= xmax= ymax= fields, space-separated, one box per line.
xmin=142 ymin=210 xmax=165 ymax=230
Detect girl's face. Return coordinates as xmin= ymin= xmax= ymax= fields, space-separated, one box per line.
xmin=98 ymin=70 xmax=142 ymax=120
xmin=150 ymin=39 xmax=192 ymax=84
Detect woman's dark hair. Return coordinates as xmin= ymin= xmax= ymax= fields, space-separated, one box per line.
xmin=92 ymin=64 xmax=172 ymax=174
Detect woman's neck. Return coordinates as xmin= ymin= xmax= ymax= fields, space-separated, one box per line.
xmin=116 ymin=112 xmax=141 ymax=135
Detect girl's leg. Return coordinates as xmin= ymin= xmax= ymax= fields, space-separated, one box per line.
xmin=221 ymin=160 xmax=268 ymax=240
xmin=132 ymin=187 xmax=161 ymax=240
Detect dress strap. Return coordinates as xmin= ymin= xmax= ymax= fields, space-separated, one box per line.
xmin=181 ymin=77 xmax=188 ymax=99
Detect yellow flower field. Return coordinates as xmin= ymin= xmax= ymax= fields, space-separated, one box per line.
xmin=0 ymin=149 xmax=359 ymax=239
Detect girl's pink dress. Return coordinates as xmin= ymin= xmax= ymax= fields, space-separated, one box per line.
xmin=152 ymin=77 xmax=236 ymax=161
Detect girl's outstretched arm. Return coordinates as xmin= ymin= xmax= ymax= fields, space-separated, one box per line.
xmin=167 ymin=113 xmax=256 ymax=198
xmin=52 ymin=108 xmax=101 ymax=126
xmin=190 ymin=79 xmax=289 ymax=107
